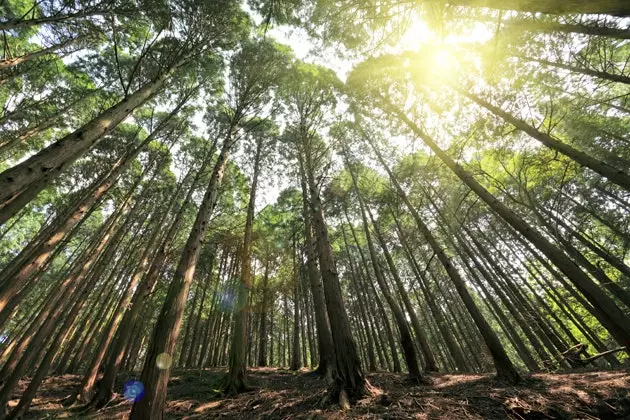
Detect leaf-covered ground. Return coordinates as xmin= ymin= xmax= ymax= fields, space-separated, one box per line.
xmin=11 ymin=367 xmax=630 ymax=419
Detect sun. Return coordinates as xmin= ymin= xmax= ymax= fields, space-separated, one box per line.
xmin=397 ymin=19 xmax=433 ymax=51
xmin=394 ymin=17 xmax=492 ymax=81
xmin=398 ymin=17 xmax=493 ymax=51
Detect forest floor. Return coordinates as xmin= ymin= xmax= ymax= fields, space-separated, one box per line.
xmin=11 ymin=367 xmax=630 ymax=419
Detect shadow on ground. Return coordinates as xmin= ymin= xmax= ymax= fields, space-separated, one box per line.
xmin=12 ymin=367 xmax=630 ymax=419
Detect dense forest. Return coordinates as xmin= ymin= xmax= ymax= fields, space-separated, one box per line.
xmin=0 ymin=0 xmax=629 ymax=418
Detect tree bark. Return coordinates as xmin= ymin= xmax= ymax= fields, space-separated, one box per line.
xmin=382 ymin=104 xmax=630 ymax=349
xmin=297 ymin=146 xmax=368 ymax=401
xmin=340 ymin=226 xmax=377 ymax=372
xmin=89 ymin=162 xmax=205 ymax=408
xmin=129 ymin=134 xmax=232 ymax=420
xmin=362 ymin=129 xmax=521 ymax=383
xmin=452 ymin=87 xmax=630 ymax=192
xmin=0 ymin=36 xmax=83 ymax=70
xmin=354 ymin=191 xmax=424 ymax=382
xmin=391 ymin=210 xmax=471 ymax=372
xmin=523 ymin=56 xmax=630 ymax=85
xmin=0 ymin=65 xmax=179 ymax=211
xmin=224 ymin=133 xmax=263 ymax=393
xmin=290 ymin=237 xmax=301 ymax=371
xmin=257 ymin=262 xmax=271 ymax=367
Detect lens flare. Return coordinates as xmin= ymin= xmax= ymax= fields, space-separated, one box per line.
xmin=123 ymin=380 xmax=145 ymax=402
xmin=156 ymin=353 xmax=172 ymax=370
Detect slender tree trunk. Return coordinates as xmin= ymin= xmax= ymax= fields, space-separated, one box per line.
xmin=299 ymin=171 xmax=334 ymax=377
xmin=340 ymin=226 xmax=377 ymax=372
xmin=130 ymin=136 xmax=233 ymax=420
xmin=445 ymin=0 xmax=630 ymax=16
xmin=11 ymin=234 xmax=142 ymax=414
xmin=353 ymin=191 xmax=424 ymax=382
xmin=0 ymin=36 xmax=83 ymax=70
xmin=367 ymin=207 xmax=440 ymax=372
xmin=129 ymin=133 xmax=232 ymax=420
xmin=361 ymin=129 xmax=521 ymax=383
xmin=521 ymin=56 xmax=630 ymax=85
xmin=451 ymin=87 xmax=630 ymax=192
xmin=0 ymin=104 xmax=182 ymax=313
xmin=392 ymin=210 xmax=470 ymax=372
xmin=178 ymin=280 xmax=203 ymax=367
xmin=73 ymin=204 xmax=173 ymax=403
xmin=0 ymin=117 xmax=59 ymax=157
xmin=0 ymin=9 xmax=113 ymax=31
xmin=291 ymin=237 xmax=301 ymax=371
xmin=528 ymin=203 xmax=630 ymax=308
xmin=344 ymin=214 xmax=398 ymax=373
xmin=89 ymin=163 xmax=203 ymax=408
xmin=224 ymin=134 xmax=263 ymax=393
xmin=0 ymin=204 xmax=124 ymax=412
xmin=380 ymin=105 xmax=630 ymax=349
xmin=297 ymin=146 xmax=368 ymax=402
xmin=497 ymin=18 xmax=630 ymax=40
xmin=258 ymin=262 xmax=270 ymax=367
xmin=0 ymin=198 xmax=124 ymax=384
xmin=545 ymin=208 xmax=630 ymax=279
xmin=0 ymin=65 xmax=180 ymax=211
xmin=343 ymin=152 xmax=436 ymax=374
xmin=186 ymin=262 xmax=214 ymax=367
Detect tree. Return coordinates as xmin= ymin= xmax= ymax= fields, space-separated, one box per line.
xmin=224 ymin=120 xmax=278 ymax=393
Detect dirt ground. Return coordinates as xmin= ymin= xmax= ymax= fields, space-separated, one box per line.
xmin=9 ymin=367 xmax=630 ymax=419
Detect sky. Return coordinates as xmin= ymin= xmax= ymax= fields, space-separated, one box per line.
xmin=247 ymin=14 xmax=495 ymax=208
xmin=44 ymin=6 xmax=496 ymax=211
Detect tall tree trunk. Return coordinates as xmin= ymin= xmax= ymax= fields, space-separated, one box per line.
xmin=0 ymin=199 xmax=126 ymax=412
xmin=297 ymin=147 xmax=368 ymax=402
xmin=497 ymin=18 xmax=630 ymax=40
xmin=0 ymin=36 xmax=83 ymax=70
xmin=391 ymin=210 xmax=471 ymax=372
xmin=299 ymin=171 xmax=334 ymax=377
xmin=6 ymin=238 xmax=138 ymax=418
xmin=344 ymin=212 xmax=399 ymax=373
xmin=0 ymin=9 xmax=113 ymax=31
xmin=0 ymin=66 xmax=180 ymax=212
xmin=73 ymin=200 xmax=175 ymax=404
xmin=361 ymin=129 xmax=521 ymax=383
xmin=224 ymin=134 xmax=263 ymax=393
xmin=186 ymin=261 xmax=215 ymax=367
xmin=343 ymin=151 xmax=437 ymax=373
xmin=367 ymin=207 xmax=440 ymax=372
xmin=290 ymin=237 xmax=301 ymax=371
xmin=521 ymin=56 xmax=630 ymax=85
xmin=340 ymin=226 xmax=377 ymax=372
xmin=445 ymin=0 xmax=630 ymax=15
xmin=380 ymin=104 xmax=630 ymax=349
xmin=89 ymin=163 xmax=205 ymax=408
xmin=178 ymin=280 xmax=203 ymax=367
xmin=452 ymin=87 xmax=630 ymax=192
xmin=257 ymin=261 xmax=271 ymax=367
xmin=0 ymin=102 xmax=183 ymax=313
xmin=353 ymin=190 xmax=424 ymax=382
xmin=129 ymin=135 xmax=232 ymax=420
xmin=0 ymin=116 xmax=59 ymax=157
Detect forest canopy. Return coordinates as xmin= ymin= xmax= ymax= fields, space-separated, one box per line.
xmin=0 ymin=0 xmax=629 ymax=418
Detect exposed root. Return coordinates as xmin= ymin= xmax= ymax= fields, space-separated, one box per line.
xmin=221 ymin=376 xmax=256 ymax=396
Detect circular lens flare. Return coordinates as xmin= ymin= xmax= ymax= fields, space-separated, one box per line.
xmin=123 ymin=380 xmax=145 ymax=402
xmin=156 ymin=353 xmax=173 ymax=370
